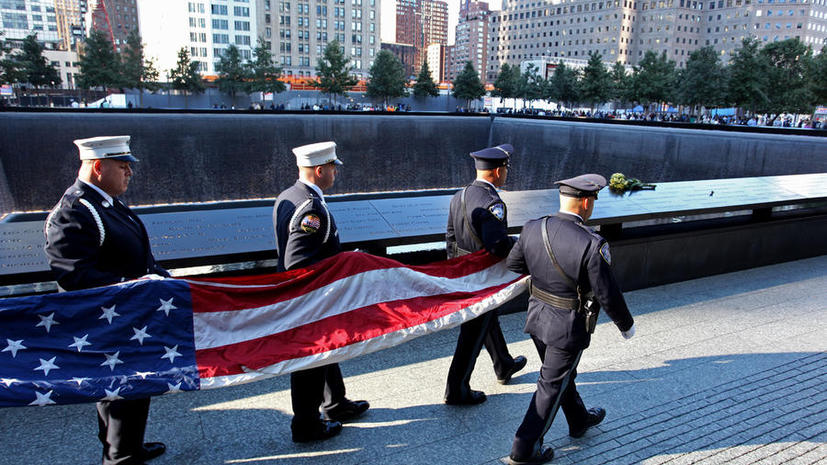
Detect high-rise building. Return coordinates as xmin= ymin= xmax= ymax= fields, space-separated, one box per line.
xmin=396 ymin=0 xmax=448 ymax=74
xmin=0 ymin=0 xmax=62 ymax=48
xmin=86 ymin=0 xmax=139 ymax=52
xmin=447 ymin=0 xmax=490 ymax=81
xmin=486 ymin=0 xmax=827 ymax=83
xmin=257 ymin=0 xmax=381 ymax=80
xmin=138 ymin=0 xmax=257 ymax=77
xmin=54 ymin=0 xmax=87 ymax=51
xmin=426 ymin=42 xmax=446 ymax=81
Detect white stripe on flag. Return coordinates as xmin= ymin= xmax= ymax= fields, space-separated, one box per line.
xmin=199 ymin=276 xmax=529 ymax=388
xmin=193 ymin=261 xmax=521 ymax=350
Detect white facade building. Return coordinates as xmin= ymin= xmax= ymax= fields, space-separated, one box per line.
xmin=0 ymin=0 xmax=62 ymax=47
xmin=137 ymin=0 xmax=258 ymax=78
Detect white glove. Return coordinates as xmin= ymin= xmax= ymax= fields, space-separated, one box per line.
xmin=139 ymin=274 xmax=165 ymax=280
xmin=621 ymin=323 xmax=636 ymax=340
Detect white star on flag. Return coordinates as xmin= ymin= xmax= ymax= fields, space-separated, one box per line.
xmin=101 ymin=352 xmax=124 ymax=371
xmin=29 ymin=390 xmax=57 ymax=406
xmin=102 ymin=387 xmax=124 ymax=401
xmin=130 ymin=326 xmax=151 ymax=345
xmin=161 ymin=345 xmax=182 ymax=364
xmin=166 ymin=382 xmax=182 ymax=394
xmin=34 ymin=357 xmax=60 ymax=376
xmin=156 ymin=298 xmax=177 ymax=316
xmin=68 ymin=334 xmax=92 ymax=352
xmin=99 ymin=305 xmax=120 ymax=324
xmin=36 ymin=313 xmax=60 ymax=333
xmin=70 ymin=377 xmax=90 ymax=386
xmin=2 ymin=339 xmax=26 ymax=358
xmin=134 ymin=371 xmax=154 ymax=379
xmin=1 ymin=378 xmax=21 ymax=387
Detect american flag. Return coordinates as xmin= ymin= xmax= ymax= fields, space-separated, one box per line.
xmin=0 ymin=251 xmax=526 ymax=408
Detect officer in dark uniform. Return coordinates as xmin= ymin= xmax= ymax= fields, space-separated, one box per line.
xmin=273 ymin=141 xmax=370 ymax=442
xmin=504 ymin=174 xmax=636 ymax=465
xmin=44 ymin=135 xmax=168 ymax=465
xmin=444 ymin=144 xmax=528 ymax=405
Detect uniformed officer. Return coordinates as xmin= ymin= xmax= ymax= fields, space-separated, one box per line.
xmin=44 ymin=136 xmax=168 ymax=465
xmin=273 ymin=141 xmax=370 ymax=442
xmin=504 ymin=174 xmax=636 ymax=465
xmin=443 ymin=144 xmax=528 ymax=405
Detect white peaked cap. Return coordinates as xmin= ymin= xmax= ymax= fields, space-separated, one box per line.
xmin=73 ymin=135 xmax=138 ymax=162
xmin=292 ymin=141 xmax=343 ymax=167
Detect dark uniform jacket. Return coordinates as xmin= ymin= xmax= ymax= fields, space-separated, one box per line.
xmin=507 ymin=212 xmax=634 ymax=351
xmin=274 ymin=180 xmax=341 ymax=272
xmin=446 ymin=180 xmax=515 ymax=259
xmin=44 ymin=179 xmax=168 ymax=291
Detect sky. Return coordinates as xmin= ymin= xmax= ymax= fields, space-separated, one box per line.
xmin=380 ymin=0 xmax=462 ymax=46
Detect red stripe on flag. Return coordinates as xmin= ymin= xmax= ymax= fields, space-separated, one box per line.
xmin=188 ymin=251 xmax=502 ymax=314
xmin=194 ymin=280 xmax=518 ymax=379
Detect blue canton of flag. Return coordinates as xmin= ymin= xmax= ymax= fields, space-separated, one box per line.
xmin=0 ymin=279 xmax=199 ymax=407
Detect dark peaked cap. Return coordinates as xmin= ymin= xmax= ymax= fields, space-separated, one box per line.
xmin=470 ymin=144 xmax=513 ymax=170
xmin=555 ymin=174 xmax=607 ymax=197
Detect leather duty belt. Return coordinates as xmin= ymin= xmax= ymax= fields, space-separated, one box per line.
xmin=528 ymin=281 xmax=580 ymax=311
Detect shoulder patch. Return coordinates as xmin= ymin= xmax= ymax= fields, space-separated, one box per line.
xmin=600 ymin=242 xmax=612 ymax=265
xmin=489 ymin=203 xmax=505 ymax=221
xmin=300 ymin=213 xmax=321 ymax=233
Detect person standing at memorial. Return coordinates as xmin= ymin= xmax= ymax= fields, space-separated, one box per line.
xmin=273 ymin=141 xmax=370 ymax=442
xmin=443 ymin=144 xmax=528 ymax=405
xmin=44 ymin=135 xmax=168 ymax=465
xmin=503 ymin=174 xmax=636 ymax=465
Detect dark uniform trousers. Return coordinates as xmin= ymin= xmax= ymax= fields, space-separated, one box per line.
xmin=274 ymin=181 xmax=348 ymax=428
xmin=44 ymin=180 xmax=169 ymax=465
xmin=445 ymin=180 xmax=519 ymax=399
xmin=507 ymin=213 xmax=634 ymax=459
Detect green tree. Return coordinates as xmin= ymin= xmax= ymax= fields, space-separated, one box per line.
xmin=77 ymin=30 xmax=121 ymax=92
xmin=546 ymin=62 xmax=580 ymax=109
xmin=313 ymin=40 xmax=357 ymax=104
xmin=632 ymin=50 xmax=677 ymax=111
xmin=759 ymin=38 xmax=814 ymax=121
xmin=676 ymin=46 xmax=728 ymax=114
xmin=728 ymin=37 xmax=769 ymax=117
xmin=518 ymin=63 xmax=544 ymax=108
xmin=412 ymin=60 xmax=439 ymax=98
xmin=810 ymin=46 xmax=827 ymax=105
xmin=0 ymin=31 xmax=24 ymax=86
xmin=609 ymin=61 xmax=632 ymax=107
xmin=366 ymin=50 xmax=407 ymax=107
xmin=491 ymin=63 xmax=520 ymax=109
xmin=121 ymin=30 xmax=160 ymax=107
xmin=168 ymin=47 xmax=205 ymax=109
xmin=579 ymin=51 xmax=611 ymax=111
xmin=246 ymin=38 xmax=286 ymax=96
xmin=215 ymin=44 xmax=250 ymax=107
xmin=451 ymin=61 xmax=485 ymax=110
xmin=18 ymin=34 xmax=61 ymax=91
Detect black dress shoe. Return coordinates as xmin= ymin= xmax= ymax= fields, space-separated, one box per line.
xmin=444 ymin=389 xmax=487 ymax=405
xmin=497 ymin=355 xmax=528 ymax=384
xmin=569 ymin=407 xmax=606 ymax=438
xmin=292 ymin=420 xmax=343 ymax=443
xmin=323 ymin=399 xmax=370 ymax=422
xmin=141 ymin=442 xmax=166 ymax=461
xmin=506 ymin=445 xmax=554 ymax=465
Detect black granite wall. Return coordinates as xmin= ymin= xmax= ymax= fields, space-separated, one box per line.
xmin=1 ymin=112 xmax=825 ymax=214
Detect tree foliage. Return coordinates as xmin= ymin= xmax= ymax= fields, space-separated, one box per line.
xmin=491 ymin=63 xmax=520 ymax=106
xmin=609 ymin=61 xmax=632 ymax=106
xmin=451 ymin=61 xmax=485 ymax=109
xmin=810 ymin=46 xmax=827 ymax=105
xmin=247 ymin=39 xmax=286 ymax=95
xmin=77 ymin=30 xmax=121 ymax=91
xmin=313 ymin=40 xmax=357 ymax=103
xmin=17 ymin=34 xmax=61 ymax=90
xmin=412 ymin=60 xmax=439 ymax=98
xmin=546 ymin=62 xmax=580 ymax=108
xmin=518 ymin=63 xmax=544 ymax=108
xmin=632 ymin=50 xmax=676 ymax=107
xmin=759 ymin=38 xmax=814 ymax=117
xmin=169 ymin=47 xmax=204 ymax=107
xmin=121 ymin=30 xmax=160 ymax=106
xmin=580 ymin=51 xmax=611 ymax=110
xmin=215 ymin=44 xmax=249 ymax=105
xmin=676 ymin=46 xmax=728 ymax=110
xmin=366 ymin=49 xmax=408 ymax=106
xmin=727 ymin=37 xmax=769 ymax=115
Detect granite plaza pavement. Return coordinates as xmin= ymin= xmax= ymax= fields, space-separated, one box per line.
xmin=1 ymin=255 xmax=825 ymax=465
